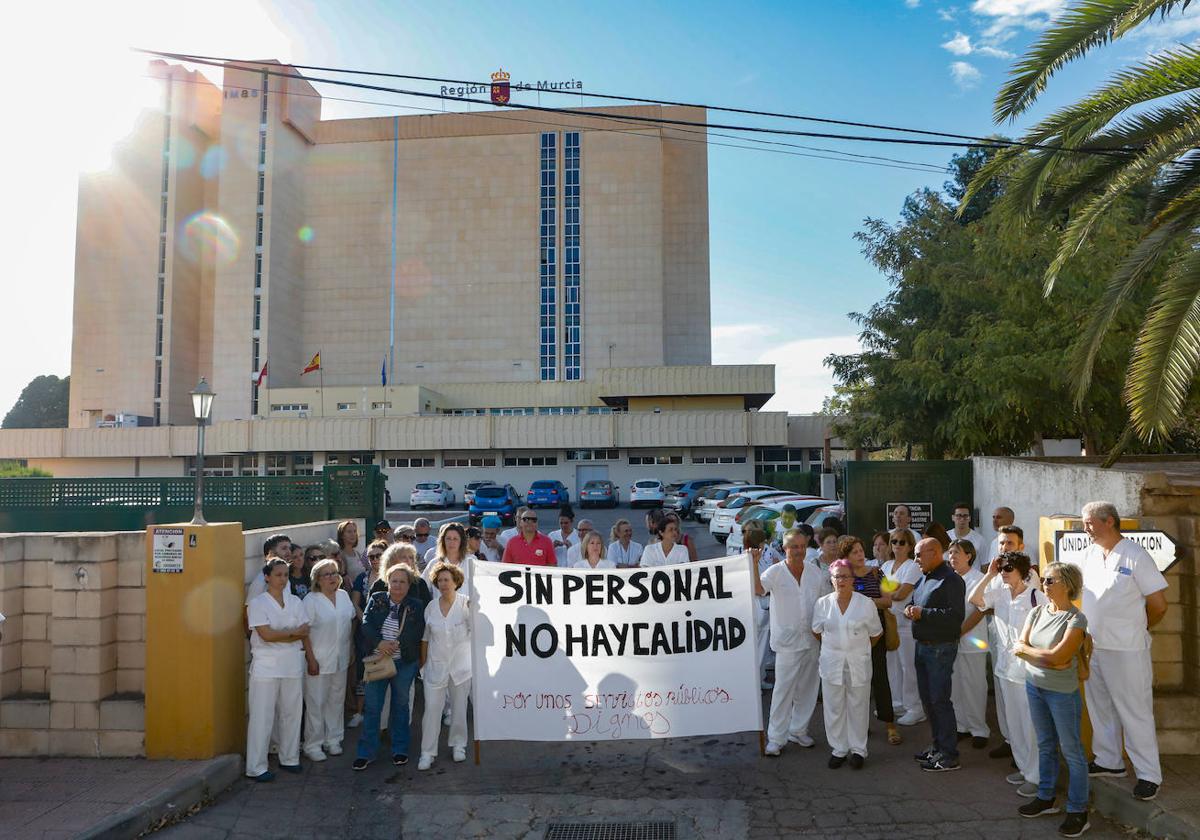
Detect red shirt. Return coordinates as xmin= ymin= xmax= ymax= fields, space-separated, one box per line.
xmin=502 ymin=531 xmax=557 ymax=566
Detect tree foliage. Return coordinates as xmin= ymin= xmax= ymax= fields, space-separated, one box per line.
xmin=825 ymin=148 xmax=1175 ymax=458
xmin=2 ymin=375 xmax=70 ymax=429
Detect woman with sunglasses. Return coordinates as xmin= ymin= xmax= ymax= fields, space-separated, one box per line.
xmin=882 ymin=529 xmax=923 ymax=725
xmin=970 ymin=551 xmax=1046 ymax=799
xmin=301 ymin=557 xmax=355 ymax=761
xmin=1011 ymin=562 xmax=1090 ymax=836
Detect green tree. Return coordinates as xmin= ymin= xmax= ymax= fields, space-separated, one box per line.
xmin=2 ymin=375 xmax=70 ymax=429
xmin=964 ymin=0 xmax=1200 ymax=444
xmin=826 ymin=149 xmax=1161 ymax=458
xmin=0 ymin=461 xmax=51 ymax=477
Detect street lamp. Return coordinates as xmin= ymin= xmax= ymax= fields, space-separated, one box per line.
xmin=190 ymin=377 xmax=216 ymax=525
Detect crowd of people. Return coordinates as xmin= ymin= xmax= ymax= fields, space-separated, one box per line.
xmin=242 ymin=499 xmax=1169 ymax=839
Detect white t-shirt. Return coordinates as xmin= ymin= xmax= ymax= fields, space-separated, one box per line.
xmin=498 ymin=527 xmax=519 ymax=548
xmin=607 ymin=540 xmax=644 ymax=568
xmin=982 ymin=582 xmax=1046 ymax=683
xmin=956 ymin=566 xmax=987 ymax=655
xmin=412 ymin=537 xmax=436 ymax=567
xmin=812 ymin=591 xmax=882 ymax=687
xmin=478 ymin=541 xmax=502 ymax=563
xmin=302 ymin=589 xmax=355 ymax=674
xmin=881 ymin=558 xmax=923 ymax=622
xmin=759 ymin=559 xmax=826 ymax=652
xmin=640 ymin=542 xmax=689 ymax=567
xmin=421 ymin=594 xmax=471 ymax=688
xmin=423 ymin=555 xmax=474 ymax=600
xmin=1080 ymin=537 xmax=1169 ymax=651
xmin=245 ymin=572 xmax=268 ymax=606
xmin=548 ymin=528 xmax=581 ymax=567
xmin=247 ymin=590 xmax=307 ymax=679
xmin=950 ymin=528 xmax=987 ymax=558
xmin=571 ymin=557 xmax=616 ymax=569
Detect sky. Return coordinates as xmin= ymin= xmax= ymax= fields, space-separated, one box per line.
xmin=3 ymin=0 xmax=1199 ymax=419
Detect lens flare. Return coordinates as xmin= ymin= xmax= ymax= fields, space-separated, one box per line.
xmin=174 ymin=136 xmax=197 ymax=170
xmin=880 ymin=576 xmax=899 ymax=593
xmin=970 ymin=637 xmax=989 ymax=651
xmin=181 ymin=211 xmax=239 ymax=267
xmin=200 ymin=146 xmax=227 ymax=180
xmin=297 ymin=225 xmax=314 ymax=243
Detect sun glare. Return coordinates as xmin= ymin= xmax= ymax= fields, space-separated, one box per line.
xmin=76 ymin=48 xmax=168 ymax=173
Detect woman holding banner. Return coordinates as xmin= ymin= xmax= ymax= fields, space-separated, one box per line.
xmin=812 ymin=558 xmax=883 ymax=769
xmin=641 ymin=517 xmax=689 ymax=567
xmin=572 ymin=531 xmax=615 ymax=569
xmin=417 ymin=562 xmax=471 ymax=770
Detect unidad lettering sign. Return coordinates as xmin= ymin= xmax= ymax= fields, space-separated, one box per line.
xmin=470 ymin=555 xmax=762 ymax=742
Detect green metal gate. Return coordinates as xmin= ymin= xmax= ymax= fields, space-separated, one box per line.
xmin=844 ymin=460 xmax=973 ymax=538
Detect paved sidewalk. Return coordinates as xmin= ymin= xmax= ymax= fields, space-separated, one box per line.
xmin=1092 ymin=754 xmax=1200 ymax=839
xmin=0 ymin=754 xmax=239 ymax=839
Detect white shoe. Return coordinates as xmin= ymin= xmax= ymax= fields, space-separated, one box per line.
xmin=896 ymin=710 xmax=926 ymax=726
xmin=347 ymin=713 xmax=363 ymax=728
xmin=452 ymin=747 xmax=466 ymax=763
xmin=788 ymin=733 xmax=815 ymax=748
xmin=326 ymin=743 xmax=343 ymax=756
xmin=764 ymin=741 xmax=783 ymax=756
xmin=305 ymin=749 xmax=327 ymax=762
xmin=417 ymin=754 xmax=434 ymax=771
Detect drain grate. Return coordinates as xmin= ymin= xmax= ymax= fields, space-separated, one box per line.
xmin=544 ymin=821 xmax=675 ymax=840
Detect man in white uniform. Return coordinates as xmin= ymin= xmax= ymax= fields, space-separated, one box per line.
xmin=949 ymin=502 xmax=986 ymax=558
xmin=563 ymin=519 xmax=595 ymax=566
xmin=477 ymin=517 xmax=503 ymax=563
xmin=1079 ymin=501 xmax=1169 ymax=801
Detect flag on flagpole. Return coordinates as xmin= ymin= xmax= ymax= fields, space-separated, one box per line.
xmin=302 ymin=352 xmax=321 ymax=375
xmin=381 ymin=358 xmax=387 ymax=387
xmin=255 ymin=361 xmax=268 ymax=387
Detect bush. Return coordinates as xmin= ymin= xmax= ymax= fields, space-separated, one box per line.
xmin=0 ymin=461 xmax=51 ymax=477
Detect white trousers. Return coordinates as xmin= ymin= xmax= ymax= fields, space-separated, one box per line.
xmin=822 ymin=675 xmax=871 ymax=758
xmin=755 ymin=600 xmax=774 ymax=680
xmin=951 ymin=652 xmax=989 ymax=737
xmin=766 ymin=647 xmax=820 ymax=746
xmin=886 ymin=625 xmax=920 ymax=713
xmin=998 ymin=676 xmax=1038 ymax=784
xmin=303 ymin=668 xmax=348 ymax=755
xmin=420 ymin=679 xmax=470 ymax=758
xmin=988 ymin=618 xmax=1009 ymax=742
xmin=1088 ymin=648 xmax=1162 ymax=784
xmin=246 ymin=676 xmax=302 ymax=777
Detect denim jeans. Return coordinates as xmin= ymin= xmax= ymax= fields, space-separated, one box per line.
xmin=914 ymin=641 xmax=958 ymax=760
xmin=1026 ymin=682 xmax=1089 ymax=813
xmin=356 ymin=659 xmax=419 ymax=760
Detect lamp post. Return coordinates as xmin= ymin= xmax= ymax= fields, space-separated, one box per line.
xmin=190 ymin=378 xmax=216 ymax=525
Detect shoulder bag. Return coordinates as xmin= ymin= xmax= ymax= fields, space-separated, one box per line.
xmin=363 ymin=603 xmax=408 ymax=682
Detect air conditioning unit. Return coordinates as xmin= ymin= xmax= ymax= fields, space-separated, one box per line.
xmin=298 ymin=411 xmax=309 ymax=418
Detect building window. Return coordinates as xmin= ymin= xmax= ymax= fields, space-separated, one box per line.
xmin=490 ymin=407 xmax=535 ymax=416
xmin=537 ymin=406 xmax=581 ymax=415
xmin=694 ymin=455 xmax=748 ymax=464
xmin=271 ymin=403 xmax=309 ymax=412
xmin=189 ymin=455 xmax=238 ymax=477
xmin=566 ymin=448 xmax=620 ymax=461
xmin=443 ymin=457 xmax=498 ymax=468
xmin=628 ymin=454 xmax=684 ymax=465
xmin=371 ymin=401 xmax=392 ymax=410
xmin=563 ymin=131 xmax=582 ymax=380
xmin=336 ymin=402 xmax=354 ymax=411
xmin=539 ymin=131 xmax=557 ymax=381
xmin=386 ymin=457 xmax=436 ymax=468
xmin=293 ymin=452 xmax=314 ymax=475
xmin=503 ymin=455 xmax=558 ymax=467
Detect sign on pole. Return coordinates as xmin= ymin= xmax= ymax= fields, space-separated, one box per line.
xmin=1055 ymin=529 xmax=1179 ymax=573
xmin=470 ymin=556 xmax=762 ymax=742
xmin=152 ymin=527 xmax=184 ymax=574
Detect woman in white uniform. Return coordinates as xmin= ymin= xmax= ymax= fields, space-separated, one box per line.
xmin=246 ymin=557 xmax=309 ymax=781
xmin=947 ymin=539 xmax=989 ymax=748
xmin=417 ymin=562 xmax=472 ymax=770
xmin=301 ymin=558 xmax=356 ymax=761
xmin=881 ymin=528 xmax=923 ymax=724
xmin=970 ymin=550 xmax=1045 ymax=798
xmin=812 ymin=558 xmax=882 ymax=769
xmin=572 ymin=531 xmax=615 ymax=569
xmin=640 ymin=517 xmax=689 ymax=567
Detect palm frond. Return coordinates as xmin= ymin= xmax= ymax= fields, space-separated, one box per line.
xmin=958 ymin=145 xmax=1024 ymax=219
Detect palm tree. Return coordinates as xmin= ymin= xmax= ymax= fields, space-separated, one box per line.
xmin=964 ymin=0 xmax=1200 ymax=446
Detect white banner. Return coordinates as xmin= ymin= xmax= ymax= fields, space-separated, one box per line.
xmin=470 ymin=555 xmax=762 ymax=742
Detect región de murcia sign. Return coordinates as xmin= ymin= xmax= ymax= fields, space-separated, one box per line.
xmin=441 ymin=68 xmax=583 ymax=100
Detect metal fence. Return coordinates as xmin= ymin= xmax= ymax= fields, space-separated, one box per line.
xmin=0 ymin=465 xmax=385 ymax=533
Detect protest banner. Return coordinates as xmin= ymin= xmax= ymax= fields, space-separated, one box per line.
xmin=470 ymin=555 xmax=762 ymax=743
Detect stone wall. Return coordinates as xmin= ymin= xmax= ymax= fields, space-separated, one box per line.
xmin=0 ymin=518 xmax=358 ymax=757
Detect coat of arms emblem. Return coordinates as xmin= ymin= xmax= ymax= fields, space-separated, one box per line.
xmin=491 ymin=68 xmax=511 ymax=105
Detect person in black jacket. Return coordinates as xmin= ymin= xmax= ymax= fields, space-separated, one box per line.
xmin=352 ymin=565 xmax=426 ymax=770
xmin=905 ymin=537 xmax=966 ymax=772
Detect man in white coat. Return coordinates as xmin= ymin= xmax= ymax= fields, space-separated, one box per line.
xmin=1079 ymin=501 xmax=1169 ymax=801
xmin=754 ymin=529 xmax=826 ymax=756
xmin=949 ymin=502 xmax=987 ymax=558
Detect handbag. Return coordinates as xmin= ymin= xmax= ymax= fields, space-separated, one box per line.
xmin=363 ymin=603 xmax=408 ymax=682
xmin=883 ymin=609 xmax=900 ymax=652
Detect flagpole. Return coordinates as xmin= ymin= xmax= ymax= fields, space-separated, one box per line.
xmin=319 ymin=352 xmax=325 ymax=418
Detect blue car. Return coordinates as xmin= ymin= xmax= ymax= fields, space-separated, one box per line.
xmin=526 ymin=479 xmax=569 ymax=508
xmin=469 ymin=484 xmax=521 ymax=525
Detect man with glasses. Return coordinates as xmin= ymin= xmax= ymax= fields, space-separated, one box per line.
xmin=563 ymin=519 xmax=595 ymax=566
xmin=499 ymin=508 xmax=529 ymax=549
xmin=501 ymin=510 xmax=557 ymax=566
xmin=411 ymin=518 xmax=435 ymax=568
xmin=949 ymin=503 xmax=985 ymax=557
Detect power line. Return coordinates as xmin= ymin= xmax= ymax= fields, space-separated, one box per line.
xmin=137 ymin=49 xmax=1134 ymax=159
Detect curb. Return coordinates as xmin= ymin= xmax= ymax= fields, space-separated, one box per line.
xmin=78 ymin=754 xmax=242 ymax=840
xmin=1091 ymin=778 xmax=1199 ymax=839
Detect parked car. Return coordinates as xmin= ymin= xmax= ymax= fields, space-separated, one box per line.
xmin=806 ymin=503 xmax=845 ymax=530
xmin=410 ymin=481 xmax=455 ymax=509
xmin=526 ymin=479 xmax=570 ymax=508
xmin=708 ymin=489 xmax=803 ymax=543
xmin=629 ymin=479 xmax=666 ymax=508
xmin=725 ymin=498 xmax=838 ymax=553
xmin=463 ymin=480 xmax=495 ymax=509
xmin=693 ymin=484 xmax=776 ymax=524
xmin=663 ymin=478 xmax=739 ymax=517
xmin=469 ymin=483 xmax=522 ymax=525
xmin=579 ymin=480 xmax=619 ymax=508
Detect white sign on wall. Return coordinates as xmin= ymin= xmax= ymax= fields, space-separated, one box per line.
xmin=470 ymin=556 xmax=762 ymax=742
xmin=152 ymin=528 xmax=184 ymax=574
xmin=1055 ymin=529 xmax=1179 ymax=573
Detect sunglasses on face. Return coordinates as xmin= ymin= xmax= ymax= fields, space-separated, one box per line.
xmin=890 ymin=539 xmax=907 ymax=545
xmin=317 ymin=571 xmax=338 ymax=579
xmin=999 ymin=564 xmax=1015 ymax=573
xmin=521 ymin=517 xmax=537 ymax=522
xmin=1042 ymin=577 xmax=1060 ymax=586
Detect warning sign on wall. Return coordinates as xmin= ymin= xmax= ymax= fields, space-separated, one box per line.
xmin=153 ymin=528 xmax=184 ymax=574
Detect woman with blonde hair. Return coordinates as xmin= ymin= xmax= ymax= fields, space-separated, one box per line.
xmin=423 ymin=522 xmax=474 ymax=597
xmin=301 ymin=558 xmax=355 ymax=761
xmin=572 ymin=530 xmax=614 ymax=569
xmin=417 ymin=561 xmax=472 ymax=770
xmin=882 ymin=528 xmax=923 ymax=725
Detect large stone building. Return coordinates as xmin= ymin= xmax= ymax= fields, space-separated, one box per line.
xmin=2 ymin=60 xmax=846 ymax=491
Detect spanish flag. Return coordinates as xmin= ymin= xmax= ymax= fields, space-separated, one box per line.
xmin=302 ymin=352 xmax=321 ymax=375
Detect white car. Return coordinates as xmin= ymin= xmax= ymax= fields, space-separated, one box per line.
xmin=629 ymin=479 xmax=666 ymax=508
xmin=708 ymin=489 xmax=800 ymax=543
xmin=693 ymin=484 xmax=776 ymax=523
xmin=410 ymin=481 xmax=455 ymax=509
xmin=724 ymin=497 xmax=838 ymax=553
